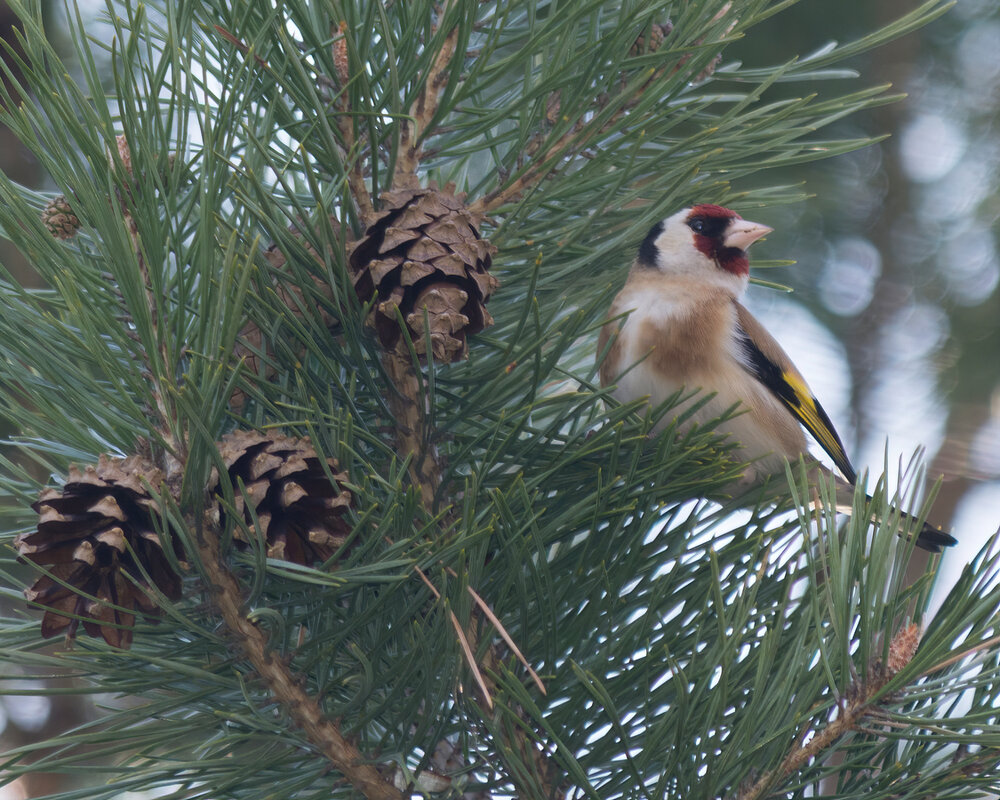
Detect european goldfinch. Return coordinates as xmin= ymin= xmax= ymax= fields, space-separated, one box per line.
xmin=598 ymin=204 xmax=956 ymax=552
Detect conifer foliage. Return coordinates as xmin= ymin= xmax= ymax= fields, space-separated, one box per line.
xmin=0 ymin=1 xmax=998 ymax=798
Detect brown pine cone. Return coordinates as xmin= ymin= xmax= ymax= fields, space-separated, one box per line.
xmin=41 ymin=195 xmax=81 ymax=240
xmin=213 ymin=431 xmax=354 ymax=565
xmin=350 ymin=184 xmax=498 ymax=362
xmin=18 ymin=456 xmax=183 ymax=648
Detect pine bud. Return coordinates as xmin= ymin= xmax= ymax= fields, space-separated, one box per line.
xmin=887 ymin=623 xmax=921 ymax=676
xmin=114 ymin=133 xmax=133 ymax=175
xmin=41 ymin=195 xmax=81 ymax=240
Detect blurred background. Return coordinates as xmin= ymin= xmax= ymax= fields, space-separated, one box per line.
xmin=0 ymin=0 xmax=997 ymax=796
xmin=730 ymin=0 xmax=1000 ymax=603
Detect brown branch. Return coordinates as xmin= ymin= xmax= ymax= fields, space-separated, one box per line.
xmin=468 ymin=76 xmax=653 ymax=216
xmin=325 ymin=22 xmax=375 ymax=223
xmin=199 ymin=525 xmax=403 ymax=800
xmin=331 ymin=89 xmax=375 ymax=224
xmin=394 ymin=10 xmax=460 ymax=185
xmin=414 ymin=565 xmax=494 ymax=709
xmin=213 ymin=25 xmax=269 ymax=69
xmin=364 ymin=9 xmax=564 ymax=796
xmin=336 ymin=113 xmax=376 ymax=223
xmin=464 ymin=582 xmax=546 ymax=696
xmin=383 ymin=350 xmax=440 ymax=510
xmin=736 ymin=694 xmax=869 ymax=800
xmin=736 ymin=622 xmax=924 ymax=800
xmin=117 ymin=144 xmax=395 ymax=797
xmin=123 ymin=209 xmax=184 ymax=469
xmin=375 ymin=11 xmax=462 ymax=503
xmin=109 ymin=135 xmax=187 ymax=475
xmin=116 ymin=156 xmax=389 ymax=795
xmin=412 ymin=562 xmax=557 ymax=798
xmin=918 ymin=634 xmax=1000 ymax=676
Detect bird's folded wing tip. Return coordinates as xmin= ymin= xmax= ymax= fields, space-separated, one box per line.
xmin=919 ymin=523 xmax=958 ymax=552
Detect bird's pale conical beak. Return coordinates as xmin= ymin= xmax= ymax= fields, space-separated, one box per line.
xmin=723 ymin=220 xmax=773 ymax=251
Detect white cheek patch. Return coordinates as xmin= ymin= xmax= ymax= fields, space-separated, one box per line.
xmin=651 ymin=213 xmax=750 ymax=296
xmin=653 ymin=221 xmax=710 ymax=278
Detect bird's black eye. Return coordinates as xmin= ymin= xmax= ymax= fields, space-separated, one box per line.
xmin=688 ymin=218 xmax=706 ymax=233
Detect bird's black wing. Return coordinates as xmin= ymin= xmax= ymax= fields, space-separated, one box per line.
xmin=734 ymin=314 xmax=858 ymax=484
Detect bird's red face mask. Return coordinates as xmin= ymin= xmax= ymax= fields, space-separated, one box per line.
xmin=686 ymin=204 xmax=772 ymax=276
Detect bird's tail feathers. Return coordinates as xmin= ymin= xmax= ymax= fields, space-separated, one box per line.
xmin=829 ymin=473 xmax=956 ymax=554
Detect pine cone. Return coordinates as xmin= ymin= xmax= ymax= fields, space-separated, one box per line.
xmin=214 ymin=431 xmax=354 ymax=565
xmin=350 ymin=184 xmax=498 ymax=362
xmin=630 ymin=21 xmax=673 ymax=55
xmin=17 ymin=456 xmax=183 ymax=648
xmin=41 ymin=195 xmax=81 ymax=240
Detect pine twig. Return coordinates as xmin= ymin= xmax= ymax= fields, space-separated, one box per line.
xmin=395 ymin=8 xmax=460 ymax=186
xmin=917 ymin=634 xmax=1000 ymax=676
xmin=412 ymin=565 xmax=558 ymax=799
xmin=335 ymin=113 xmax=375 ymax=222
xmin=736 ymin=623 xmax=923 ymax=800
xmin=469 ymin=73 xmax=663 ymax=217
xmin=198 ymin=524 xmax=403 ymax=800
xmin=469 ymin=11 xmax=733 ymax=216
xmin=414 ymin=564 xmax=494 ymax=709
xmin=370 ymin=8 xmax=562 ymax=793
xmin=110 ymin=139 xmax=396 ymax=797
xmin=108 ymin=134 xmax=186 ymax=475
xmin=370 ymin=8 xmax=461 ymax=505
xmin=736 ymin=693 xmax=871 ymax=800
xmin=322 ymin=22 xmax=374 ymax=223
xmin=464 ymin=582 xmax=546 ymax=696
xmin=383 ymin=350 xmax=440 ymax=510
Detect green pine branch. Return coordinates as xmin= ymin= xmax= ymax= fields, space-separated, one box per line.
xmin=0 ymin=1 xmax=995 ymax=799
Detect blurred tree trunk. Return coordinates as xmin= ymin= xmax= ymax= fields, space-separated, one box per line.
xmin=0 ymin=0 xmax=38 ymax=286
xmin=857 ymin=0 xmax=999 ymax=540
xmin=853 ymin=0 xmax=977 ymax=572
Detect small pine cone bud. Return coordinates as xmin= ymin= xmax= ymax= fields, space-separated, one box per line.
xmin=545 ymin=90 xmax=561 ymax=125
xmin=41 ymin=195 xmax=81 ymax=240
xmin=631 ymin=21 xmax=673 ymax=55
xmin=332 ymin=21 xmax=350 ymax=86
xmin=350 ymin=183 xmax=498 ymax=363
xmin=887 ymin=623 xmax=921 ymax=676
xmin=18 ymin=456 xmax=184 ymax=648
xmin=113 ymin=133 xmax=132 ymax=175
xmin=213 ymin=431 xmax=354 ymax=565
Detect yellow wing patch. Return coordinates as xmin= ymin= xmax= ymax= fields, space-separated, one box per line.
xmin=780 ymin=369 xmax=856 ymax=483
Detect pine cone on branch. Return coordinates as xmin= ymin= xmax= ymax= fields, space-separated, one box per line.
xmin=41 ymin=194 xmax=81 ymax=240
xmin=630 ymin=21 xmax=673 ymax=55
xmin=213 ymin=431 xmax=354 ymax=565
xmin=350 ymin=184 xmax=498 ymax=363
xmin=17 ymin=456 xmax=183 ymax=648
